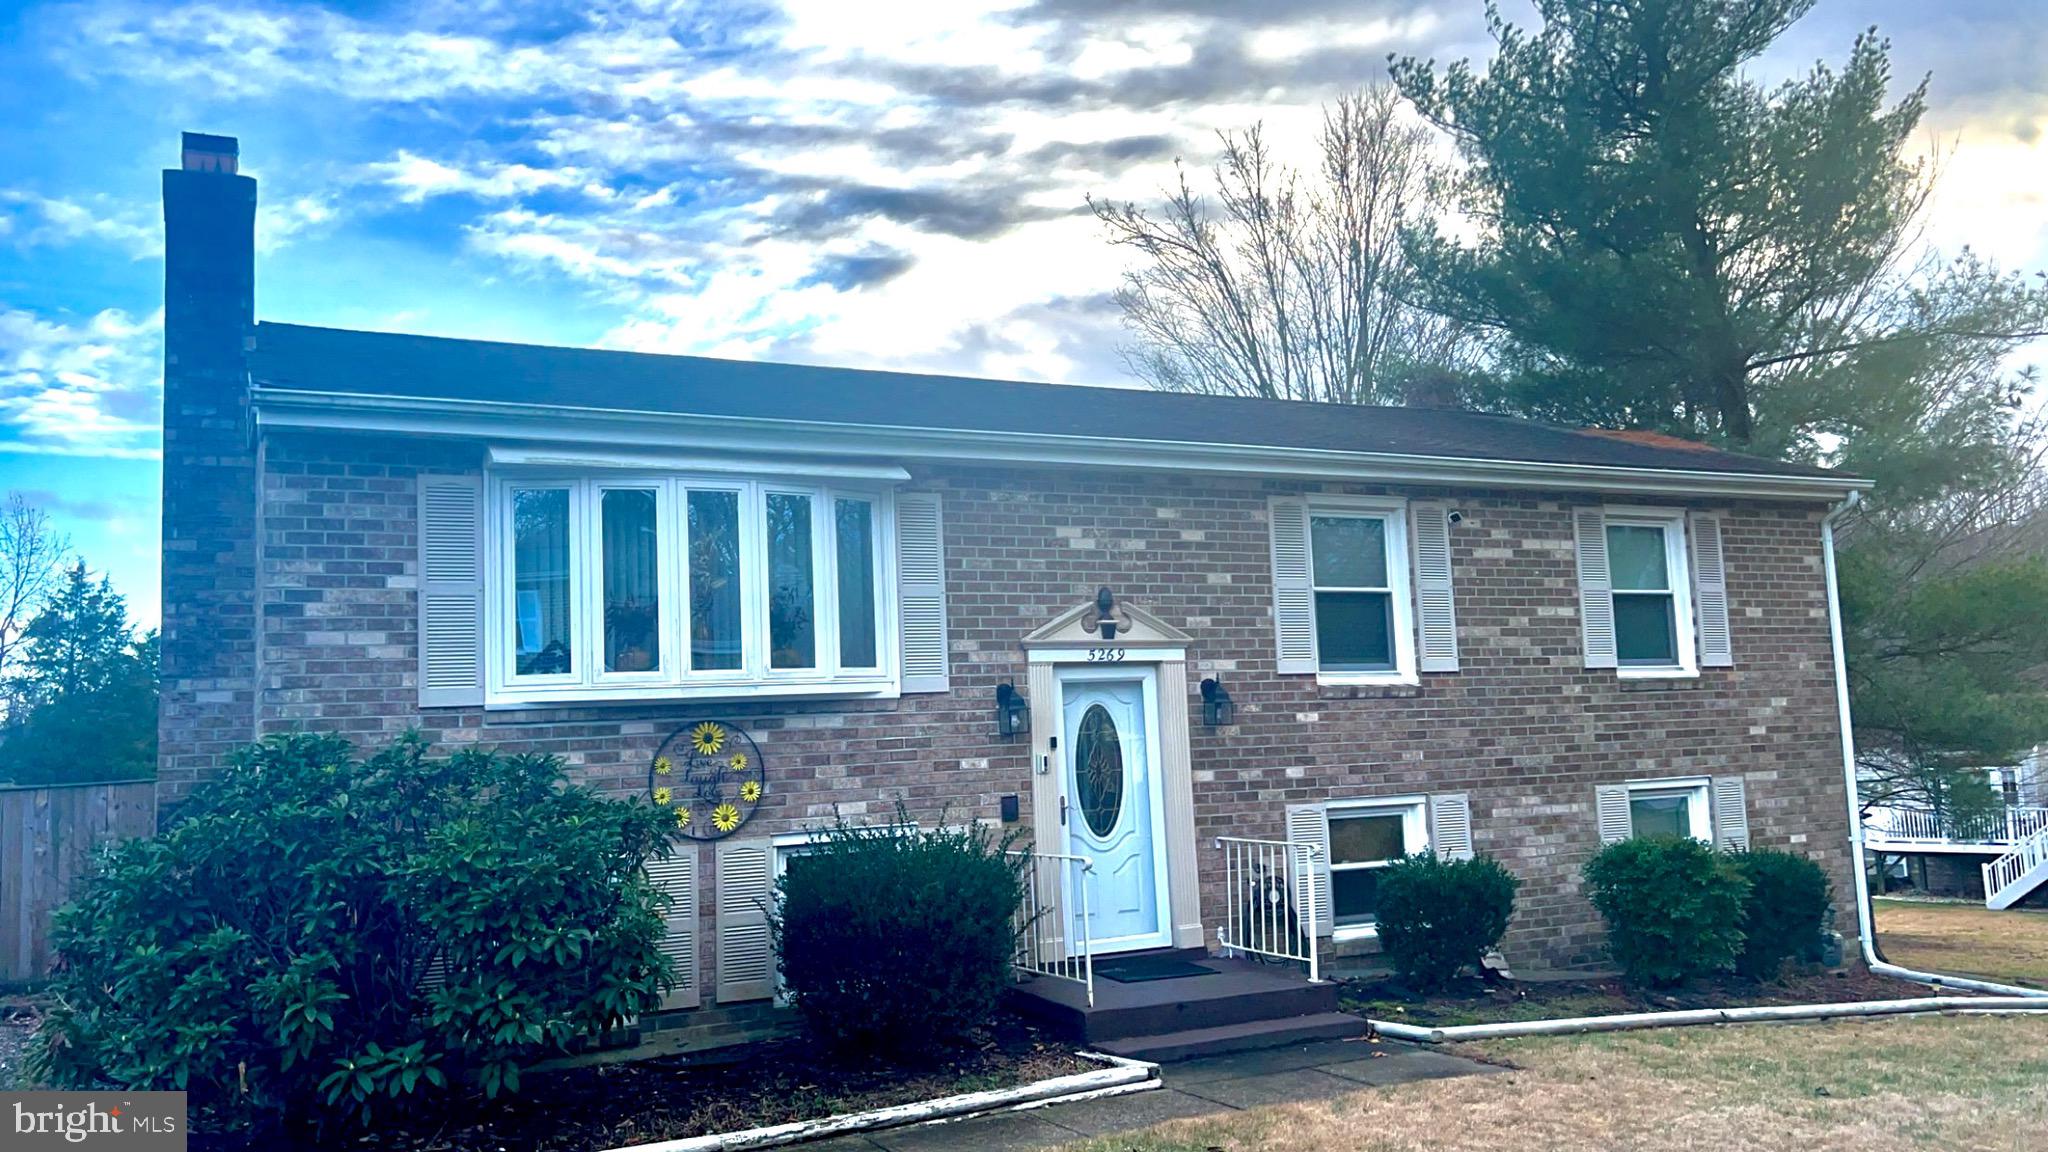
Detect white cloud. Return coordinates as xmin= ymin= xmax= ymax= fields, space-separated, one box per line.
xmin=14 ymin=0 xmax=2048 ymax=411
xmin=0 ymin=307 xmax=163 ymax=459
xmin=0 ymin=191 xmax=161 ymax=258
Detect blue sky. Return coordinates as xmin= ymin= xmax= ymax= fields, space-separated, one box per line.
xmin=2 ymin=0 xmax=2046 ymax=630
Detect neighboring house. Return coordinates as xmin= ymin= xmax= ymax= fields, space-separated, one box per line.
xmin=161 ymin=135 xmax=1871 ymax=1041
xmin=1864 ymin=746 xmax=2048 ymax=907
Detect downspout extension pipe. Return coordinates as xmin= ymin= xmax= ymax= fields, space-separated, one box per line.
xmin=1821 ymin=491 xmax=2048 ymax=1000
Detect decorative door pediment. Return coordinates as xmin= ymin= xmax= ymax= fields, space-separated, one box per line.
xmin=1021 ymin=596 xmax=1192 ymax=651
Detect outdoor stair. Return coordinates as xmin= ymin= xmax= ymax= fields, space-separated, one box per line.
xmin=1008 ymin=954 xmax=1368 ymax=1062
xmin=1984 ymin=825 xmax=2048 ymax=910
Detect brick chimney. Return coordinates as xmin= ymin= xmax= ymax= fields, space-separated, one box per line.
xmin=159 ymin=131 xmax=258 ymax=804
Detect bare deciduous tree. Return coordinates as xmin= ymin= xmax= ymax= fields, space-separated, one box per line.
xmin=0 ymin=492 xmax=70 ymax=718
xmin=1090 ymin=86 xmax=1474 ymax=406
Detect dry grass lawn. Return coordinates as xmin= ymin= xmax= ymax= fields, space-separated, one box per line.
xmin=1059 ymin=1015 xmax=2048 ymax=1152
xmin=1875 ymin=897 xmax=2048 ymax=987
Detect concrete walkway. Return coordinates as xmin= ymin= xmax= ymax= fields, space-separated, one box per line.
xmin=801 ymin=1037 xmax=1500 ymax=1152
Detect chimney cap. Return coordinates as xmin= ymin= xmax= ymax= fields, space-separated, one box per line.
xmin=180 ymin=132 xmax=239 ymax=174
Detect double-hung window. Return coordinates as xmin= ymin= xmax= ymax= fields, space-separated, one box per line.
xmin=1326 ymin=797 xmax=1429 ymax=935
xmin=1602 ymin=509 xmax=1696 ymax=677
xmin=1307 ymin=499 xmax=1417 ymax=684
xmin=492 ymin=474 xmax=893 ymax=705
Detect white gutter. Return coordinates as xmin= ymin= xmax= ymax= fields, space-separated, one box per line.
xmin=1373 ymin=994 xmax=2048 ymax=1043
xmin=252 ymin=387 xmax=1872 ymax=502
xmin=1820 ymin=491 xmax=2048 ymax=1000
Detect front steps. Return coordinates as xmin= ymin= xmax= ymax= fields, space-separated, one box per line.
xmin=1094 ymin=1011 xmax=1368 ymax=1062
xmin=1009 ymin=954 xmax=1367 ymax=1062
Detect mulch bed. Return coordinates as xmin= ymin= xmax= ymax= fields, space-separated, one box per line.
xmin=198 ymin=1016 xmax=1091 ymax=1152
xmin=1343 ymin=966 xmax=1934 ymax=1029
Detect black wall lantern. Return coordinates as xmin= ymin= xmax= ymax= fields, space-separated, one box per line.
xmin=1200 ymin=677 xmax=1235 ymax=727
xmin=995 ymin=682 xmax=1031 ymax=740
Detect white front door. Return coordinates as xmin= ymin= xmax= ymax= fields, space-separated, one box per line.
xmin=1057 ymin=665 xmax=1171 ymax=954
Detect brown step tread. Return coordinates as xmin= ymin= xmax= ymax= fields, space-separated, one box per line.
xmin=1093 ymin=1012 xmax=1369 ymax=1063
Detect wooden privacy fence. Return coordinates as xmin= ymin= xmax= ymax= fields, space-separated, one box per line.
xmin=2 ymin=780 xmax=157 ymax=982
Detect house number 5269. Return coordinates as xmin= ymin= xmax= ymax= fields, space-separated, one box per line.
xmin=1086 ymin=647 xmax=1128 ymax=662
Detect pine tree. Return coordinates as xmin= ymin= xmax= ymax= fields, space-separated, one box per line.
xmin=1393 ymin=0 xmax=2048 ymax=805
xmin=0 ymin=563 xmax=156 ymax=784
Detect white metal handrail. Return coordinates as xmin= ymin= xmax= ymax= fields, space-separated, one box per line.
xmin=1008 ymin=850 xmax=1095 ymax=1007
xmin=1214 ymin=836 xmax=1320 ymax=983
xmin=1984 ymin=826 xmax=2048 ymax=910
xmin=1865 ymin=805 xmax=2048 ymax=846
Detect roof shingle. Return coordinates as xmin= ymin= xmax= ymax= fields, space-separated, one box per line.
xmin=249 ymin=322 xmax=1846 ymax=483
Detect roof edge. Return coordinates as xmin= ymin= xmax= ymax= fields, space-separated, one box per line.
xmin=252 ymin=386 xmax=1873 ymax=502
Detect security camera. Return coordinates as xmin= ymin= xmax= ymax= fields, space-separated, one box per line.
xmin=1446 ymin=509 xmax=1465 ymax=526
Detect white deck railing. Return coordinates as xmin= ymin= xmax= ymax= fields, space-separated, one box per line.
xmin=1864 ymin=805 xmax=2048 ymax=847
xmin=1984 ymin=826 xmax=2048 ymax=911
xmin=1009 ymin=850 xmax=1094 ymax=1007
xmin=1213 ymin=836 xmax=1320 ymax=982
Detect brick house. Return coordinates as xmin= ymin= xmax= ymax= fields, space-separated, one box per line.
xmin=161 ymin=135 xmax=1871 ymax=1045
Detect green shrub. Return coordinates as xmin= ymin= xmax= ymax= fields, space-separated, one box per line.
xmin=1582 ymin=837 xmax=1750 ymax=986
xmin=1372 ymin=853 xmax=1521 ymax=990
xmin=772 ymin=813 xmax=1024 ymax=1058
xmin=28 ymin=733 xmax=675 ymax=1140
xmin=1731 ymin=849 xmax=1833 ymax=980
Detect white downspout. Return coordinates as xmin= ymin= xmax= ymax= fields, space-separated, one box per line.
xmin=1821 ymin=491 xmax=2048 ymax=999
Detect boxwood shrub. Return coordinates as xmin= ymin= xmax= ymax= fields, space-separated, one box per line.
xmin=1582 ymin=836 xmax=1750 ymax=986
xmin=1372 ymin=852 xmax=1521 ymax=990
xmin=28 ymin=733 xmax=675 ymax=1141
xmin=772 ymin=813 xmax=1025 ymax=1059
xmin=1731 ymin=848 xmax=1833 ymax=980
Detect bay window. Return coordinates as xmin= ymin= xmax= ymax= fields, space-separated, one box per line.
xmin=490 ymin=474 xmax=895 ymax=704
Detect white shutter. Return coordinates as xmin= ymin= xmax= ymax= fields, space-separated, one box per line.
xmin=1574 ymin=507 xmax=1618 ymax=670
xmin=895 ymin=492 xmax=949 ymax=694
xmin=1689 ymin=513 xmax=1733 ymax=668
xmin=1712 ymin=776 xmax=1751 ymax=852
xmin=1285 ymin=803 xmax=1333 ymax=937
xmin=417 ymin=953 xmax=449 ymax=995
xmin=1411 ymin=503 xmax=1459 ymax=673
xmin=1596 ymin=785 xmax=1633 ymax=845
xmin=1429 ymin=793 xmax=1475 ymax=861
xmin=1269 ymin=498 xmax=1318 ymax=675
xmin=418 ymin=475 xmax=485 ymax=707
xmin=714 ymin=840 xmax=776 ymax=1004
xmin=649 ymin=848 xmax=700 ymax=1010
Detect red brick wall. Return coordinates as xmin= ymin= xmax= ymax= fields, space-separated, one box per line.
xmin=229 ymin=429 xmax=1855 ymax=977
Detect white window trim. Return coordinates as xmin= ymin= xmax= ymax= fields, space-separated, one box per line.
xmin=485 ymin=468 xmax=900 ymax=708
xmin=1623 ymin=776 xmax=1713 ymax=843
xmin=1605 ymin=506 xmax=1698 ymax=680
xmin=1307 ymin=496 xmax=1418 ymax=687
xmin=1324 ymin=794 xmax=1430 ymax=941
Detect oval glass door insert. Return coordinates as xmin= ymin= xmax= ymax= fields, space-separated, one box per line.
xmin=1074 ymin=703 xmax=1125 ymax=837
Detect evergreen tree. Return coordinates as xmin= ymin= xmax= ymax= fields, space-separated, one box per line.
xmin=0 ymin=563 xmax=156 ymax=784
xmin=1393 ymin=0 xmax=2048 ymax=806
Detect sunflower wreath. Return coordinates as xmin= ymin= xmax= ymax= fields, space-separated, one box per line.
xmin=648 ymin=720 xmax=768 ymax=841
